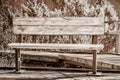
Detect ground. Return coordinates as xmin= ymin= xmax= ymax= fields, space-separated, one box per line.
xmin=0 ymin=70 xmax=120 ymax=80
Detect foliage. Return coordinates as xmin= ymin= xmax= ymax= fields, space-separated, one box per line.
xmin=0 ymin=0 xmax=119 ymax=53
xmin=13 ymin=0 xmax=119 ymax=33
xmin=0 ymin=0 xmax=14 ymax=50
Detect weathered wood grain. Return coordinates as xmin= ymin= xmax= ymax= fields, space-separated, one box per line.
xmin=59 ymin=54 xmax=120 ymax=70
xmin=13 ymin=17 xmax=103 ymax=26
xmin=8 ymin=43 xmax=104 ymax=51
xmin=13 ymin=25 xmax=104 ymax=35
xmin=116 ymin=31 xmax=120 ymax=54
xmin=13 ymin=17 xmax=104 ymax=35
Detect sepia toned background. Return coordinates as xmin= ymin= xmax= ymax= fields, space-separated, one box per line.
xmin=0 ymin=0 xmax=120 ymax=70
xmin=0 ymin=0 xmax=120 ymax=53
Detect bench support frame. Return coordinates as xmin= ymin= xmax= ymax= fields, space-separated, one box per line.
xmin=92 ymin=35 xmax=97 ymax=74
xmin=15 ymin=49 xmax=21 ymax=73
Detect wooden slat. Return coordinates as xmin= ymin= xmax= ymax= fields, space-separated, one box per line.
xmin=59 ymin=54 xmax=120 ymax=69
xmin=13 ymin=17 xmax=103 ymax=26
xmin=13 ymin=25 xmax=104 ymax=35
xmin=20 ymin=51 xmax=60 ymax=62
xmin=8 ymin=43 xmax=104 ymax=51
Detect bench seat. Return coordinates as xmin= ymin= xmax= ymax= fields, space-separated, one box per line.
xmin=8 ymin=43 xmax=104 ymax=51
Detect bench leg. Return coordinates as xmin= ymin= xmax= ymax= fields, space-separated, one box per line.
xmin=93 ymin=50 xmax=97 ymax=74
xmin=15 ymin=49 xmax=21 ymax=73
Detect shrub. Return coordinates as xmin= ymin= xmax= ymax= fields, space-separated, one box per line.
xmin=1 ymin=0 xmax=119 ymax=53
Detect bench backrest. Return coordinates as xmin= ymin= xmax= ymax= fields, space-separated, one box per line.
xmin=13 ymin=17 xmax=104 ymax=35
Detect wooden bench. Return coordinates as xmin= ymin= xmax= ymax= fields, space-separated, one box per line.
xmin=8 ymin=17 xmax=104 ymax=74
